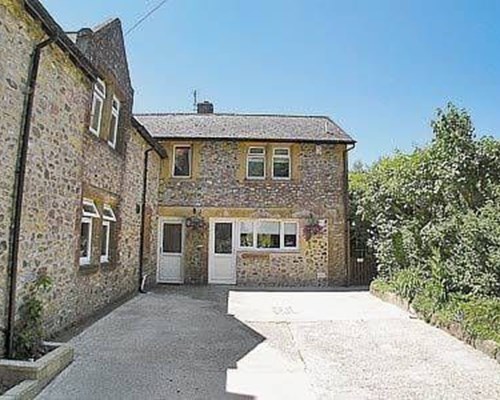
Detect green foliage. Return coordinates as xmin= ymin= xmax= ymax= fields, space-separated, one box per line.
xmin=13 ymin=275 xmax=53 ymax=360
xmin=392 ymin=268 xmax=422 ymax=302
xmin=461 ymin=297 xmax=500 ymax=343
xmin=350 ymin=103 xmax=500 ymax=297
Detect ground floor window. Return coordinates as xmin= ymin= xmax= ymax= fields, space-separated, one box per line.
xmin=238 ymin=220 xmax=299 ymax=250
xmin=80 ymin=198 xmax=100 ymax=265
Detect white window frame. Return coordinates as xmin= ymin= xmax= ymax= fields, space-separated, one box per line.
xmin=102 ymin=204 xmax=117 ymax=222
xmin=108 ymin=96 xmax=120 ymax=149
xmin=172 ymin=145 xmax=192 ymax=178
xmin=89 ymin=79 xmax=106 ymax=136
xmin=237 ymin=219 xmax=299 ymax=251
xmin=272 ymin=147 xmax=291 ymax=180
xmin=82 ymin=198 xmax=100 ymax=218
xmin=100 ymin=220 xmax=111 ymax=263
xmin=80 ymin=217 xmax=93 ymax=265
xmin=246 ymin=147 xmax=266 ymax=180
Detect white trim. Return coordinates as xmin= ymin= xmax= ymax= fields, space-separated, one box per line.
xmin=82 ymin=198 xmax=100 ymax=218
xmin=80 ymin=217 xmax=92 ymax=265
xmin=272 ymin=147 xmax=291 ymax=180
xmin=172 ymin=145 xmax=192 ymax=178
xmin=89 ymin=80 xmax=106 ymax=136
xmin=157 ymin=217 xmax=185 ymax=284
xmin=108 ymin=96 xmax=120 ymax=149
xmin=102 ymin=204 xmax=117 ymax=222
xmin=246 ymin=146 xmax=266 ymax=180
xmin=100 ymin=220 xmax=111 ymax=263
xmin=208 ymin=218 xmax=237 ymax=284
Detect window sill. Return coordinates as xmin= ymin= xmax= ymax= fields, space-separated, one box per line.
xmin=238 ymin=249 xmax=300 ymax=257
xmin=78 ymin=264 xmax=99 ymax=275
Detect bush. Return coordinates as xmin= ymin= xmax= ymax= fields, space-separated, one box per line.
xmin=13 ymin=275 xmax=52 ymax=360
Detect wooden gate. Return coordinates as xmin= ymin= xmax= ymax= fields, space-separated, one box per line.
xmin=349 ymin=248 xmax=377 ymax=286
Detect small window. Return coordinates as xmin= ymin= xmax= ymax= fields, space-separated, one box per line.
xmin=82 ymin=199 xmax=100 ymax=218
xmin=239 ymin=221 xmax=254 ymax=248
xmin=172 ymin=145 xmax=191 ymax=178
xmin=283 ymin=222 xmax=298 ymax=248
xmin=102 ymin=204 xmax=117 ymax=222
xmin=108 ymin=96 xmax=120 ymax=148
xmin=273 ymin=148 xmax=290 ymax=179
xmin=163 ymin=223 xmax=182 ymax=253
xmin=247 ymin=147 xmax=265 ymax=179
xmin=80 ymin=217 xmax=92 ymax=265
xmin=89 ymin=79 xmax=106 ymax=136
xmin=257 ymin=221 xmax=280 ymax=249
xmin=101 ymin=220 xmax=111 ymax=263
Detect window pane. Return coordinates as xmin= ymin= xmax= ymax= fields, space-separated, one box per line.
xmin=80 ymin=221 xmax=90 ymax=258
xmin=284 ymin=223 xmax=298 ymax=248
xmin=101 ymin=224 xmax=109 ymax=257
xmin=257 ymin=221 xmax=280 ymax=249
xmin=248 ymin=159 xmax=264 ymax=177
xmin=215 ymin=223 xmax=233 ymax=254
xmin=163 ymin=224 xmax=182 ymax=253
xmin=174 ymin=147 xmax=191 ymax=177
xmin=239 ymin=221 xmax=254 ymax=247
xmin=109 ymin=113 xmax=118 ymax=145
xmin=90 ymin=96 xmax=102 ymax=132
xmin=274 ymin=148 xmax=289 ymax=156
xmin=273 ymin=159 xmax=290 ymax=178
xmin=249 ymin=147 xmax=265 ymax=155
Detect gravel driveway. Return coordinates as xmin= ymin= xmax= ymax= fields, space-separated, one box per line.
xmin=38 ymin=286 xmax=500 ymax=400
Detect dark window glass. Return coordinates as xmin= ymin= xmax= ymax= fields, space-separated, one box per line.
xmin=215 ymin=223 xmax=233 ymax=254
xmin=273 ymin=159 xmax=290 ymax=178
xmin=80 ymin=221 xmax=90 ymax=258
xmin=163 ymin=223 xmax=182 ymax=253
xmin=174 ymin=146 xmax=191 ymax=177
xmin=101 ymin=224 xmax=109 ymax=257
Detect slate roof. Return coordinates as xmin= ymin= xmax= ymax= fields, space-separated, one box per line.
xmin=135 ymin=113 xmax=356 ymax=144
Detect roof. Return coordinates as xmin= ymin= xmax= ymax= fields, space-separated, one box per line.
xmin=134 ymin=113 xmax=356 ymax=144
xmin=131 ymin=118 xmax=167 ymax=158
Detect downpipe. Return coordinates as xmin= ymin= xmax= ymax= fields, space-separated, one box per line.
xmin=344 ymin=142 xmax=356 ymax=286
xmin=6 ymin=35 xmax=56 ymax=358
xmin=138 ymin=148 xmax=153 ymax=293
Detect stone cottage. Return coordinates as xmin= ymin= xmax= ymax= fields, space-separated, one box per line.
xmin=0 ymin=0 xmax=355 ymax=358
xmin=0 ymin=0 xmax=165 ymax=357
xmin=136 ymin=103 xmax=355 ymax=286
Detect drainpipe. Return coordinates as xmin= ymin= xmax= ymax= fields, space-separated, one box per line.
xmin=344 ymin=143 xmax=356 ymax=286
xmin=138 ymin=148 xmax=153 ymax=293
xmin=6 ymin=35 xmax=56 ymax=358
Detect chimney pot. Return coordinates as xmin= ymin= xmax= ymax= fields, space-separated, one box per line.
xmin=197 ymin=101 xmax=214 ymax=114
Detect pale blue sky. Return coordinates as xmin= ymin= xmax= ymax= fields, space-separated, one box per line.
xmin=42 ymin=0 xmax=500 ymax=165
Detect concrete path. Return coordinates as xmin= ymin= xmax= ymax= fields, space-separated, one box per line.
xmin=37 ymin=286 xmax=500 ymax=400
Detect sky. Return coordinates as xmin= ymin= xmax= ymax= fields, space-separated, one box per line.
xmin=42 ymin=0 xmax=500 ymax=165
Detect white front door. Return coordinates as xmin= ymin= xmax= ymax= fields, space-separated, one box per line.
xmin=209 ymin=219 xmax=236 ymax=284
xmin=158 ymin=218 xmax=184 ymax=283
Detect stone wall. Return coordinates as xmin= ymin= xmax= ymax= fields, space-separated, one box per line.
xmin=0 ymin=0 xmax=161 ymax=351
xmin=158 ymin=140 xmax=348 ymax=286
xmin=0 ymin=0 xmax=43 ymax=353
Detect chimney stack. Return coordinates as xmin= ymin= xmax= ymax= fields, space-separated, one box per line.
xmin=197 ymin=101 xmax=214 ymax=114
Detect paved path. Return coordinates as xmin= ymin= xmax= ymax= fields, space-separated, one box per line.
xmin=38 ymin=286 xmax=500 ymax=400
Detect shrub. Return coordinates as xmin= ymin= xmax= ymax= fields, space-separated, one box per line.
xmin=13 ymin=275 xmax=52 ymax=360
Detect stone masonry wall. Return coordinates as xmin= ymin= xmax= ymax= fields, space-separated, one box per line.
xmin=0 ymin=0 xmax=161 ymax=348
xmin=159 ymin=140 xmax=348 ymax=285
xmin=0 ymin=0 xmax=45 ymax=354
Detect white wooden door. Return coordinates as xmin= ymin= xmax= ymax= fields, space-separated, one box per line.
xmin=209 ymin=220 xmax=236 ymax=284
xmin=158 ymin=218 xmax=184 ymax=283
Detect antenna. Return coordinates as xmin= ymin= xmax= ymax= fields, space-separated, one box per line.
xmin=193 ymin=90 xmax=198 ymax=111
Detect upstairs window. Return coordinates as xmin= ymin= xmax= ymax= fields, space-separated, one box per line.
xmin=172 ymin=145 xmax=192 ymax=178
xmin=89 ymin=79 xmax=106 ymax=136
xmin=247 ymin=147 xmax=265 ymax=179
xmin=108 ymin=96 xmax=120 ymax=149
xmin=273 ymin=148 xmax=290 ymax=179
